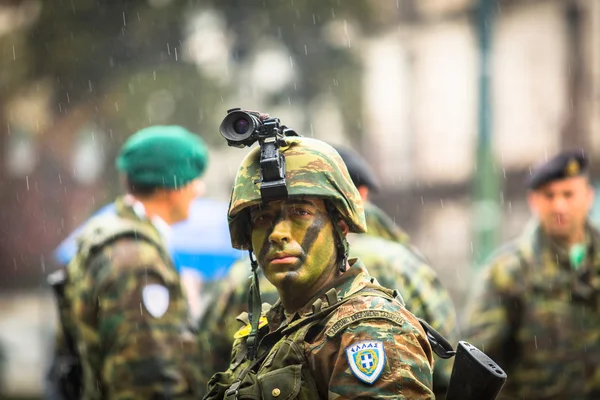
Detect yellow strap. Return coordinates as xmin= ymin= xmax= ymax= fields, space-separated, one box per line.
xmin=233 ymin=315 xmax=268 ymax=339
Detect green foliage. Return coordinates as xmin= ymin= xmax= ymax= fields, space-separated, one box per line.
xmin=6 ymin=0 xmax=387 ymax=144
xmin=100 ymin=65 xmax=227 ymax=146
xmin=0 ymin=32 xmax=33 ymax=96
xmin=27 ymin=1 xmax=182 ymax=100
xmin=210 ymin=0 xmax=379 ymax=138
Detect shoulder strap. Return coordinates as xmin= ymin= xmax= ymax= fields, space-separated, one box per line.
xmin=76 ymin=216 xmax=164 ymax=262
xmin=48 ymin=269 xmax=80 ymax=359
xmin=224 ymin=351 xmax=269 ymax=400
xmin=282 ymin=284 xmax=398 ymax=337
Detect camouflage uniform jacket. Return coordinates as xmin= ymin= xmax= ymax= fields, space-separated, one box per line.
xmin=363 ymin=201 xmax=411 ymax=245
xmin=465 ymin=221 xmax=600 ymax=400
xmin=198 ymin=236 xmax=455 ymax=397
xmin=203 ymin=260 xmax=435 ymax=399
xmin=60 ymin=196 xmax=200 ymax=399
xmin=363 ymin=201 xmax=428 ymax=262
xmin=347 ymin=233 xmax=457 ymax=395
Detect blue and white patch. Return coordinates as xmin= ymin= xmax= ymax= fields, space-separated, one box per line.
xmin=142 ymin=284 xmax=170 ymax=318
xmin=345 ymin=340 xmax=386 ymax=385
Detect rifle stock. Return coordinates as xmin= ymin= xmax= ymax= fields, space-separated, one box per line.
xmin=445 ymin=341 xmax=506 ymax=400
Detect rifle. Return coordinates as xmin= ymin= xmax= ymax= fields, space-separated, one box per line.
xmin=47 ymin=269 xmax=83 ymax=400
xmin=418 ymin=319 xmax=507 ymax=400
xmin=445 ymin=341 xmax=507 ymax=400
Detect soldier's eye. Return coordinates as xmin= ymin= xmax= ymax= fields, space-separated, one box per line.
xmin=290 ymin=208 xmax=310 ymax=216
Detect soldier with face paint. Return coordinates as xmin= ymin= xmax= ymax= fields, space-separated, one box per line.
xmin=203 ymin=136 xmax=434 ymax=399
xmin=48 ymin=126 xmax=208 ymax=400
xmin=197 ymin=144 xmax=456 ymax=398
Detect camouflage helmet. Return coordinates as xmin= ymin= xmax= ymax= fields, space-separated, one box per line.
xmin=228 ymin=136 xmax=366 ymax=249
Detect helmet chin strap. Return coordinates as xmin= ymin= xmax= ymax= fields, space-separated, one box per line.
xmin=326 ymin=202 xmax=349 ymax=273
xmin=246 ymin=247 xmax=262 ymax=360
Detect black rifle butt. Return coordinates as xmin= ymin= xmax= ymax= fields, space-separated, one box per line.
xmin=445 ymin=341 xmax=507 ymax=400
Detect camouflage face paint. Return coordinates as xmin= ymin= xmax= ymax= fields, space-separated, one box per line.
xmin=227 ymin=137 xmax=367 ymax=250
xmin=250 ymin=197 xmax=338 ymax=305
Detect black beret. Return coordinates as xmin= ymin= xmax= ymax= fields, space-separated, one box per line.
xmin=331 ymin=145 xmax=380 ymax=192
xmin=527 ymin=150 xmax=588 ymax=190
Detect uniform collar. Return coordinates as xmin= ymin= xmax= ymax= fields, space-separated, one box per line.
xmin=265 ymin=259 xmax=373 ymax=332
xmin=114 ymin=195 xmax=171 ymax=248
xmin=524 ymin=220 xmax=599 ymax=270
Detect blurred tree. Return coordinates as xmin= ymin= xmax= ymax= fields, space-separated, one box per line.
xmin=0 ymin=0 xmax=391 ymax=288
xmin=206 ymin=0 xmax=383 ymax=142
xmin=0 ymin=0 xmax=226 ymax=287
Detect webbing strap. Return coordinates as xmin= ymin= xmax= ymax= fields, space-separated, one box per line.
xmin=246 ymin=250 xmax=262 ymax=360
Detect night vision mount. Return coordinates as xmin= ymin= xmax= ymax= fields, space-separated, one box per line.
xmin=219 ymin=108 xmax=300 ymax=202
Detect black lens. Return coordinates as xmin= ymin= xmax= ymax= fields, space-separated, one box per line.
xmin=233 ymin=118 xmax=250 ymax=135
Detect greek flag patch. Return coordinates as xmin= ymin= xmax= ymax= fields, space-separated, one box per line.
xmin=345 ymin=340 xmax=386 ymax=384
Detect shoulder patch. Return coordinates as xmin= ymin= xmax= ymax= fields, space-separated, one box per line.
xmin=345 ymin=340 xmax=386 ymax=385
xmin=233 ymin=315 xmax=268 ymax=339
xmin=142 ymin=284 xmax=170 ymax=318
xmin=326 ymin=310 xmax=405 ymax=337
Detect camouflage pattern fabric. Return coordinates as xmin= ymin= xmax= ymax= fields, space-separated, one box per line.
xmin=197 ymin=259 xmax=276 ymax=392
xmin=363 ymin=200 xmax=411 ymax=245
xmin=228 ymin=136 xmax=366 ymax=249
xmin=465 ymin=221 xmax=600 ymax=399
xmin=363 ymin=200 xmax=429 ymax=262
xmin=198 ymin=233 xmax=456 ymax=397
xmin=348 ymin=233 xmax=457 ymax=396
xmin=59 ymin=196 xmax=201 ymax=399
xmin=203 ymin=260 xmax=434 ymax=399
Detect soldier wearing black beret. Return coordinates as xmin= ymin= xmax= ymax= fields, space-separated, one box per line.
xmin=526 ymin=149 xmax=588 ymax=190
xmin=465 ymin=149 xmax=600 ymax=399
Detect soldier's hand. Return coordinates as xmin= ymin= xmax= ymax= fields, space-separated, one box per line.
xmin=243 ymin=109 xmax=271 ymax=121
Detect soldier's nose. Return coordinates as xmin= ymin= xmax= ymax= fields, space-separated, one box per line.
xmin=268 ymin=219 xmax=292 ymax=244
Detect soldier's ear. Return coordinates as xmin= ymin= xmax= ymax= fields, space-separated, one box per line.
xmin=586 ymin=183 xmax=595 ymax=210
xmin=337 ymin=219 xmax=349 ymax=236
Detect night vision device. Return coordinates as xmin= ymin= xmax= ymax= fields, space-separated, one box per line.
xmin=219 ymin=108 xmax=300 ymax=202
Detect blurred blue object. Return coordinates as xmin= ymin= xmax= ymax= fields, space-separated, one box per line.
xmin=53 ymin=198 xmax=243 ymax=281
xmin=591 ymin=179 xmax=600 ymax=229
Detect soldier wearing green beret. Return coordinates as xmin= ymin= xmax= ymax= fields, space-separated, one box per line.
xmin=202 ymin=134 xmax=434 ymax=399
xmin=49 ymin=125 xmax=208 ymax=399
xmin=197 ymin=144 xmax=456 ymax=398
xmin=465 ymin=150 xmax=600 ymax=399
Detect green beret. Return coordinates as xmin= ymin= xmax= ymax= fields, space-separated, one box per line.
xmin=116 ymin=125 xmax=208 ymax=189
xmin=527 ymin=150 xmax=588 ymax=190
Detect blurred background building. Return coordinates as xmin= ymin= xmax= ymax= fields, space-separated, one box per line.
xmin=1 ymin=0 xmax=599 ymax=397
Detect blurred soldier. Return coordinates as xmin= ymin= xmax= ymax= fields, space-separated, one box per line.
xmin=332 ymin=145 xmax=411 ymax=245
xmin=198 ymin=144 xmax=456 ymax=397
xmin=465 ymin=150 xmax=600 ymax=399
xmin=48 ymin=126 xmax=208 ymax=399
xmin=203 ymin=135 xmax=434 ymax=399
xmin=332 ymin=145 xmax=429 ymax=263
